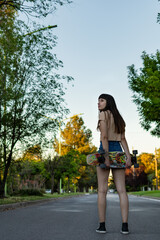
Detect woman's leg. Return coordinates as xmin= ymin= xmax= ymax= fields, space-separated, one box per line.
xmin=112 ymin=169 xmax=129 ymax=223
xmin=97 ymin=167 xmax=110 ymax=222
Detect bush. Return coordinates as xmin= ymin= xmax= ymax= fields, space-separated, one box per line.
xmin=12 ymin=188 xmax=45 ymax=196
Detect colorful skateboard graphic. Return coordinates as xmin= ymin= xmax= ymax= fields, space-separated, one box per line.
xmin=86 ymin=150 xmax=139 ymax=168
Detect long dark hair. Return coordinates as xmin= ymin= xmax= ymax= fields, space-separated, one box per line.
xmin=97 ymin=94 xmax=125 ymax=134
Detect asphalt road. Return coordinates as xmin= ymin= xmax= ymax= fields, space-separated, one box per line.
xmin=0 ymin=193 xmax=160 ymax=240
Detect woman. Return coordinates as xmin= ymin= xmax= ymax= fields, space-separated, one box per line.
xmin=96 ymin=94 xmax=132 ymax=234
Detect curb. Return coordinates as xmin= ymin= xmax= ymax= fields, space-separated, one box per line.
xmin=0 ymin=194 xmax=86 ymax=212
xmin=129 ymin=194 xmax=160 ymax=201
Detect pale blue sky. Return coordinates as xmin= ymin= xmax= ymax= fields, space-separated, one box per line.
xmin=23 ymin=0 xmax=160 ymax=154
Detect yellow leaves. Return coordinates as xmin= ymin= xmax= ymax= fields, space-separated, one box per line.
xmin=53 ymin=116 xmax=97 ymax=155
xmin=152 ymin=174 xmax=160 ymax=187
xmin=79 ymin=166 xmax=86 ymax=174
xmin=72 ymin=178 xmax=78 ymax=184
xmin=156 ymin=148 xmax=160 ymax=161
xmin=138 ymin=152 xmax=156 ymax=174
xmin=0 ymin=2 xmax=16 ymax=18
xmin=23 ymin=153 xmax=41 ymax=162
xmin=21 ymin=145 xmax=42 ymax=162
xmin=64 ymin=176 xmax=80 ymax=185
xmin=0 ymin=170 xmax=3 ymax=180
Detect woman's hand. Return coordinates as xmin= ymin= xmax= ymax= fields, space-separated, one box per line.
xmin=125 ymin=155 xmax=132 ymax=168
xmin=104 ymin=157 xmax=110 ymax=168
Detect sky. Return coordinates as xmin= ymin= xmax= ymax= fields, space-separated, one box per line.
xmin=23 ymin=0 xmax=160 ymax=154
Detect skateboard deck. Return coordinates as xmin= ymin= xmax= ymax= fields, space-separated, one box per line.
xmin=86 ymin=151 xmax=126 ymax=168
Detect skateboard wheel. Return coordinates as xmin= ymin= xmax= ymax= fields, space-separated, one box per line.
xmin=134 ymin=163 xmax=139 ymax=168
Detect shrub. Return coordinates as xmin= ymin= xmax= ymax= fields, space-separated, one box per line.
xmin=12 ymin=188 xmax=45 ymax=196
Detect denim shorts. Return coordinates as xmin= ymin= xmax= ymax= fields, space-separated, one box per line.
xmin=98 ymin=141 xmax=122 ymax=153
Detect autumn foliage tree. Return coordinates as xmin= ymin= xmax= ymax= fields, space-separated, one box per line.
xmin=124 ymin=149 xmax=160 ymax=191
xmin=137 ymin=151 xmax=160 ymax=188
xmin=137 ymin=153 xmax=155 ymax=175
xmin=54 ymin=116 xmax=97 ymax=155
xmin=53 ymin=116 xmax=97 ymax=192
xmin=22 ymin=145 xmax=42 ymax=162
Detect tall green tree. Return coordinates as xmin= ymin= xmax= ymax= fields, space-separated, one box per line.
xmin=0 ymin=8 xmax=73 ymax=198
xmin=60 ymin=150 xmax=81 ymax=192
xmin=44 ymin=155 xmax=64 ymax=194
xmin=128 ymin=51 xmax=160 ymax=137
xmin=44 ymin=151 xmax=82 ymax=194
xmin=77 ymin=162 xmax=97 ymax=192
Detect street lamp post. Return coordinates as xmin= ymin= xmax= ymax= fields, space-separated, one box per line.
xmin=22 ymin=25 xmax=57 ymax=37
xmin=155 ymin=148 xmax=158 ymax=190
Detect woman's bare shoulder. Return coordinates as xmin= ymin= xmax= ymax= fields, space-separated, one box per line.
xmin=99 ymin=111 xmax=105 ymax=120
xmin=99 ymin=110 xmax=111 ymax=120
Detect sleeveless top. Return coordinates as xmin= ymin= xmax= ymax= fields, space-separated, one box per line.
xmin=99 ymin=110 xmax=124 ymax=141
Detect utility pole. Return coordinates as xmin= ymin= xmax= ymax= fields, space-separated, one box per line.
xmin=155 ymin=148 xmax=158 ymax=190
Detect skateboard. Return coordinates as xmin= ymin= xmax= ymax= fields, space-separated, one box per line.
xmin=86 ymin=150 xmax=139 ymax=168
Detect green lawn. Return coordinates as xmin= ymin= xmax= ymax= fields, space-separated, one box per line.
xmin=129 ymin=190 xmax=160 ymax=198
xmin=0 ymin=192 xmax=85 ymax=205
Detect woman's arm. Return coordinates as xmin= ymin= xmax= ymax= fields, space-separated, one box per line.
xmin=99 ymin=120 xmax=110 ymax=167
xmin=121 ymin=133 xmax=132 ymax=168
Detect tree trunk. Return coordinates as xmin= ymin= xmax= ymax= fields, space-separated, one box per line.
xmin=67 ymin=177 xmax=70 ymax=193
xmin=51 ymin=174 xmax=54 ymax=194
xmin=0 ymin=153 xmax=12 ymax=198
xmin=0 ymin=180 xmax=5 ymax=198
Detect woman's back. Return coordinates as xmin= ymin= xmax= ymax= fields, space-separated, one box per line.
xmin=99 ymin=110 xmax=124 ymax=141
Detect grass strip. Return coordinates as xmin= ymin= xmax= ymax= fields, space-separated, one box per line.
xmin=0 ymin=192 xmax=86 ymax=205
xmin=128 ymin=190 xmax=160 ymax=198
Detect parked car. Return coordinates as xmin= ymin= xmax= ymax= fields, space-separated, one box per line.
xmin=108 ymin=189 xmax=115 ymax=193
xmin=45 ymin=189 xmax=51 ymax=194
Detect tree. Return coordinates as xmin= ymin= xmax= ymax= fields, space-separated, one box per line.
xmin=44 ymin=156 xmax=63 ymax=194
xmin=22 ymin=145 xmax=42 ymax=162
xmin=0 ymin=8 xmax=73 ymax=198
xmin=137 ymin=153 xmax=155 ymax=175
xmin=125 ymin=166 xmax=148 ymax=192
xmin=53 ymin=116 xmax=97 ymax=192
xmin=54 ymin=116 xmax=97 ymax=155
xmin=0 ymin=1 xmax=16 ymax=16
xmin=60 ymin=150 xmax=81 ymax=192
xmin=128 ymin=51 xmax=160 ymax=137
xmin=44 ymin=150 xmax=82 ymax=193
xmin=77 ymin=162 xmax=97 ymax=192
xmin=0 ymin=0 xmax=72 ymax=18
xmin=137 ymin=152 xmax=160 ymax=188
xmin=6 ymin=154 xmax=48 ymax=195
